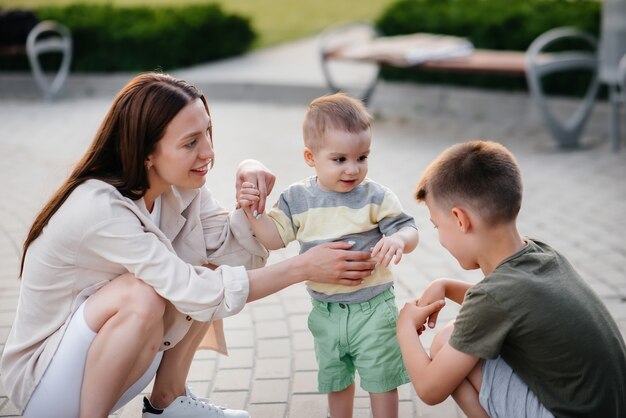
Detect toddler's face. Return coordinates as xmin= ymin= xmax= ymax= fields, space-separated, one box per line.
xmin=306 ymin=128 xmax=371 ymax=193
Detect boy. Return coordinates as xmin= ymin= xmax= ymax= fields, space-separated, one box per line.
xmin=397 ymin=140 xmax=626 ymax=417
xmin=238 ymin=93 xmax=419 ymax=418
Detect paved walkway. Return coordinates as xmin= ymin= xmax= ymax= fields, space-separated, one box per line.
xmin=0 ymin=37 xmax=625 ymax=418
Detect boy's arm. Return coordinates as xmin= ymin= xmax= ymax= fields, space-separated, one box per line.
xmin=238 ymin=182 xmax=285 ymax=250
xmin=418 ymin=278 xmax=474 ymax=329
xmin=371 ymin=226 xmax=419 ymax=267
xmin=421 ymin=278 xmax=473 ymax=306
xmin=396 ymin=300 xmax=481 ymax=405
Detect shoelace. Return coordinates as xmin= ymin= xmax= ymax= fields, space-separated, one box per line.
xmin=186 ymin=388 xmax=226 ymax=411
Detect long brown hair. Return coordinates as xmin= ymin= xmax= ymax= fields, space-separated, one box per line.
xmin=20 ymin=72 xmax=209 ymax=276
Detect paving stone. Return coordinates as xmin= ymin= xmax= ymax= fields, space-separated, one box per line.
xmin=247 ymin=402 xmax=287 ymax=418
xmin=249 ymin=378 xmax=290 ymax=403
xmin=254 ymin=357 xmax=291 ymax=379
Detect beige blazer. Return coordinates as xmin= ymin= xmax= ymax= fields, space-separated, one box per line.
xmin=0 ymin=179 xmax=268 ymax=412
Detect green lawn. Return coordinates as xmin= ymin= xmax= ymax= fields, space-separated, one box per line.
xmin=1 ymin=0 xmax=395 ymax=48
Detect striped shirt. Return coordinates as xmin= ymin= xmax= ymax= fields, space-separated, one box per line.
xmin=268 ymin=176 xmax=416 ymax=303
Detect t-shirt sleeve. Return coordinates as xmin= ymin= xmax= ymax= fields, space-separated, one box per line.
xmin=376 ymin=188 xmax=417 ymax=235
xmin=449 ymin=287 xmax=513 ymax=359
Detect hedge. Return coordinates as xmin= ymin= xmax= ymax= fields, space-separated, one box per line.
xmin=0 ymin=3 xmax=256 ymax=72
xmin=375 ymin=0 xmax=601 ymax=94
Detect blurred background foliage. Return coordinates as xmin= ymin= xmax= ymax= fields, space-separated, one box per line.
xmin=1 ymin=0 xmax=395 ymax=49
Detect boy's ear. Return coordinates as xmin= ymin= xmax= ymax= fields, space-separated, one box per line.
xmin=303 ymin=147 xmax=316 ymax=167
xmin=451 ymin=207 xmax=472 ymax=233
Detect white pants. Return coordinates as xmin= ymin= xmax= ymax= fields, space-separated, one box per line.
xmin=23 ymin=300 xmax=163 ymax=418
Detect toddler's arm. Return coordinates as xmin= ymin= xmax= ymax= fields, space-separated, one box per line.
xmin=371 ymin=226 xmax=419 ymax=268
xmin=238 ymin=182 xmax=285 ymax=250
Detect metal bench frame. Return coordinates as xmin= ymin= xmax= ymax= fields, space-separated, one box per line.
xmin=320 ymin=22 xmax=623 ymax=150
xmin=26 ymin=20 xmax=73 ymax=100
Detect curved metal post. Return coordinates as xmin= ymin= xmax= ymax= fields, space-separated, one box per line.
xmin=26 ymin=20 xmax=73 ymax=100
xmin=319 ymin=22 xmax=381 ymax=105
xmin=526 ymin=27 xmax=599 ymax=148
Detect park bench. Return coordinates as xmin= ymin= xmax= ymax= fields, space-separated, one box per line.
xmin=320 ymin=18 xmax=626 ymax=151
xmin=0 ymin=11 xmax=72 ymax=99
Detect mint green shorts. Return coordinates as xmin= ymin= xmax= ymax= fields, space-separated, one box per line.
xmin=307 ymin=288 xmax=409 ymax=394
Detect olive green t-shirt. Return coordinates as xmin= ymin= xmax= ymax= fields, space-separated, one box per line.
xmin=449 ymin=239 xmax=626 ymax=418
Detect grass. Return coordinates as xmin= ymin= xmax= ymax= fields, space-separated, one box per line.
xmin=0 ymin=0 xmax=395 ymax=48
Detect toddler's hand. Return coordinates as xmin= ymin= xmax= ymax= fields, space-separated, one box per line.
xmin=371 ymin=235 xmax=404 ymax=268
xmin=237 ymin=182 xmax=262 ymax=219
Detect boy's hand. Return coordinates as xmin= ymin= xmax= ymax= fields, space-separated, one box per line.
xmin=417 ymin=279 xmax=447 ymax=329
xmin=398 ymin=299 xmax=446 ymax=335
xmin=371 ymin=235 xmax=405 ymax=268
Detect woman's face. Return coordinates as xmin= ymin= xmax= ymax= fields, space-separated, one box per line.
xmin=146 ymin=98 xmax=214 ymax=195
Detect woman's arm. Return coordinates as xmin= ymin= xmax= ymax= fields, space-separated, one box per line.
xmin=246 ymin=241 xmax=376 ymax=302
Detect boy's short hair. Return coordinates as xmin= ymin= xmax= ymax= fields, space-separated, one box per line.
xmin=303 ymin=92 xmax=372 ymax=151
xmin=416 ymin=140 xmax=522 ymax=225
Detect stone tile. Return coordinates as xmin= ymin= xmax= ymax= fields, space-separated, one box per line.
xmin=255 ymin=320 xmax=289 ymax=339
xmin=250 ymin=304 xmax=285 ymax=321
xmin=208 ymin=390 xmax=249 ymax=410
xmin=186 ymin=359 xmax=216 ymax=382
xmin=224 ymin=329 xmax=254 ymax=348
xmin=218 ymin=348 xmax=254 ymax=369
xmin=254 ymin=357 xmax=291 ymax=379
xmin=293 ymin=349 xmax=317 ymax=371
xmin=256 ymin=338 xmax=291 ymax=358
xmin=247 ymin=403 xmax=287 ymax=418
xmin=213 ymin=369 xmax=253 ymax=392
xmin=288 ymin=394 xmax=327 ymax=418
xmin=249 ymin=378 xmax=289 ymax=403
xmin=288 ymin=313 xmax=309 ymax=331
xmin=292 ymin=371 xmax=318 ymax=394
xmin=292 ymin=329 xmax=314 ymax=351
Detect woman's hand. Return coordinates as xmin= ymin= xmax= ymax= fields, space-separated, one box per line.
xmin=235 ymin=160 xmax=276 ymax=213
xmin=300 ymin=241 xmax=376 ymax=286
xmin=246 ymin=241 xmax=376 ymax=302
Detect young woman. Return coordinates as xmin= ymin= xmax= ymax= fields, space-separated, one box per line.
xmin=0 ymin=73 xmax=375 ymax=418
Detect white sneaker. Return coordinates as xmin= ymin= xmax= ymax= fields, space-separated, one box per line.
xmin=142 ymin=386 xmax=250 ymax=418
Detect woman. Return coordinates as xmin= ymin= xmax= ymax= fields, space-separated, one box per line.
xmin=0 ymin=73 xmax=375 ymax=418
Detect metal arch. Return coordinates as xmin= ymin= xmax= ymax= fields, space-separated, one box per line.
xmin=26 ymin=20 xmax=73 ymax=100
xmin=319 ymin=22 xmax=381 ymax=105
xmin=525 ymin=27 xmax=599 ymax=149
xmin=620 ymin=54 xmax=626 ymax=95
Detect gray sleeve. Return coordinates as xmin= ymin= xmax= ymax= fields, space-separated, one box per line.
xmin=376 ymin=188 xmax=417 ymax=235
